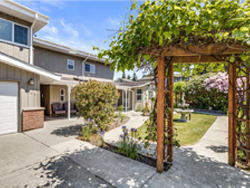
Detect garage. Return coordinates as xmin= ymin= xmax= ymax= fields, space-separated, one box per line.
xmin=0 ymin=82 xmax=18 ymax=135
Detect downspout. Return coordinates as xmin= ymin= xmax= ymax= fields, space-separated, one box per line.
xmin=82 ymin=54 xmax=90 ymax=78
xmin=30 ymin=13 xmax=38 ymax=65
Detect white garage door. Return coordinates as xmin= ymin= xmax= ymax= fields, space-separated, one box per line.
xmin=0 ymin=82 xmax=18 ymax=135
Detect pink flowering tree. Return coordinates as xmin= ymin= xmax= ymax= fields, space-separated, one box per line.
xmin=184 ymin=73 xmax=228 ymax=111
xmin=203 ymin=72 xmax=228 ymax=93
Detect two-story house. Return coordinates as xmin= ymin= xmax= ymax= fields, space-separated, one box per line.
xmin=0 ymin=0 xmax=113 ymax=135
xmin=33 ymin=37 xmax=114 ymax=116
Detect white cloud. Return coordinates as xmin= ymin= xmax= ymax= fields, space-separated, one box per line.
xmin=41 ymin=25 xmax=58 ymax=34
xmin=40 ymin=0 xmax=65 ymax=9
xmin=60 ymin=19 xmax=79 ymax=37
xmin=82 ymin=25 xmax=92 ymax=36
xmin=43 ymin=35 xmax=96 ymax=54
xmin=106 ymin=17 xmax=121 ymax=26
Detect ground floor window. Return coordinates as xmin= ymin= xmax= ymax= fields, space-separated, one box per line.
xmin=137 ymin=89 xmax=142 ymax=101
xmin=60 ymin=89 xmax=65 ymax=102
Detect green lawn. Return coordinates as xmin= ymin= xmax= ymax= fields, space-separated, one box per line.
xmin=135 ymin=113 xmax=217 ymax=146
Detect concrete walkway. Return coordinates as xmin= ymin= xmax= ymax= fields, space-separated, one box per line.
xmin=104 ymin=112 xmax=250 ymax=187
xmin=104 ymin=111 xmax=148 ymax=145
xmin=0 ymin=113 xmax=250 ymax=187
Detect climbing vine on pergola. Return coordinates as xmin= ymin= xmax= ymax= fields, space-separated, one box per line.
xmin=95 ymin=0 xmax=250 ymax=172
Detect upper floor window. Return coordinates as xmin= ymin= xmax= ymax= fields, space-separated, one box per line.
xmin=0 ymin=18 xmax=28 ymax=46
xmin=136 ymin=89 xmax=142 ymax=101
xmin=85 ymin=63 xmax=95 ymax=74
xmin=67 ymin=59 xmax=74 ymax=70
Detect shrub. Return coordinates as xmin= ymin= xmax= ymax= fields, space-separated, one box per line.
xmin=120 ymin=114 xmax=128 ymax=123
xmin=117 ymin=105 xmax=124 ymax=112
xmin=79 ymin=119 xmax=104 ymax=141
xmin=174 ymin=81 xmax=186 ymax=93
xmin=136 ymin=104 xmax=143 ymax=112
xmin=142 ymin=102 xmax=151 ymax=115
xmin=184 ymin=72 xmax=228 ymax=111
xmin=73 ymin=80 xmax=119 ymax=131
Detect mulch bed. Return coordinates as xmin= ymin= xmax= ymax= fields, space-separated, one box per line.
xmin=102 ymin=143 xmax=171 ymax=172
xmin=78 ymin=116 xmax=171 ymax=172
xmin=78 ymin=116 xmax=130 ymax=146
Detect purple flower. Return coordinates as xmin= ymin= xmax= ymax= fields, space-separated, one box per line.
xmin=120 ymin=134 xmax=123 ymax=138
xmin=87 ymin=118 xmax=90 ymax=122
xmin=134 ymin=129 xmax=137 ymax=132
xmin=124 ymin=132 xmax=128 ymax=136
xmin=98 ymin=131 xmax=105 ymax=136
xmin=95 ymin=124 xmax=99 ymax=127
xmin=122 ymin=126 xmax=126 ymax=129
xmin=131 ymin=128 xmax=135 ymax=132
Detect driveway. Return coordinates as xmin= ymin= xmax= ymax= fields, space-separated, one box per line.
xmin=0 ymin=117 xmax=156 ymax=187
xmin=0 ymin=114 xmax=250 ymax=187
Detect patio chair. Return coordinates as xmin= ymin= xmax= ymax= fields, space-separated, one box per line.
xmin=51 ymin=103 xmax=66 ymax=115
xmin=64 ymin=102 xmax=77 ymax=114
xmin=74 ymin=103 xmax=79 ymax=112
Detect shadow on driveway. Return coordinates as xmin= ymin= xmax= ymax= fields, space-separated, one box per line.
xmin=51 ymin=124 xmax=82 ymax=137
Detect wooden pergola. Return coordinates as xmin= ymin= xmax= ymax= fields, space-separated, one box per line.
xmin=156 ymin=42 xmax=250 ymax=173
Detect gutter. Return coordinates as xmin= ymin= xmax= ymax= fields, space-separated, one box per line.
xmin=29 ymin=13 xmax=38 ymax=65
xmin=130 ymin=81 xmax=153 ymax=88
xmin=82 ymin=54 xmax=90 ymax=77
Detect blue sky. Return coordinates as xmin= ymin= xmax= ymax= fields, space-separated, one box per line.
xmin=15 ymin=0 xmax=145 ymax=80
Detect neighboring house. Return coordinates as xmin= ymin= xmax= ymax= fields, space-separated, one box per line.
xmin=119 ymin=73 xmax=192 ymax=111
xmin=0 ymin=0 xmax=113 ymax=135
xmin=174 ymin=73 xmax=192 ymax=82
xmin=114 ymin=78 xmax=156 ymax=111
xmin=141 ymin=74 xmax=192 ymax=83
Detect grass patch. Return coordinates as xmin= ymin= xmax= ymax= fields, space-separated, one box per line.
xmin=135 ymin=113 xmax=217 ymax=146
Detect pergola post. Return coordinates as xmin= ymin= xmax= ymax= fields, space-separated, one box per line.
xmin=228 ymin=63 xmax=236 ymax=166
xmin=167 ymin=60 xmax=174 ymax=162
xmin=157 ymin=57 xmax=165 ymax=173
xmin=246 ymin=66 xmax=250 ymax=164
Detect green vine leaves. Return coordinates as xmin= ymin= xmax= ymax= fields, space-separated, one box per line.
xmin=94 ymin=0 xmax=250 ymax=76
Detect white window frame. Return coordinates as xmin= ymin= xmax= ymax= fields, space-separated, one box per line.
xmin=85 ymin=63 xmax=95 ymax=74
xmin=136 ymin=89 xmax=142 ymax=101
xmin=60 ymin=89 xmax=65 ymax=102
xmin=0 ymin=18 xmax=30 ymax=48
xmin=67 ymin=59 xmax=75 ymax=71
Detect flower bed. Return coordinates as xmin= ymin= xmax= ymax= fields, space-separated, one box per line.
xmin=78 ymin=115 xmax=130 ymax=147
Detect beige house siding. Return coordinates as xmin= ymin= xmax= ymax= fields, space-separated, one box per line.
xmin=34 ymin=46 xmax=114 ymax=80
xmin=0 ymin=62 xmax=40 ymax=131
xmin=133 ymin=86 xmax=152 ymax=111
xmin=84 ymin=59 xmax=113 ymax=80
xmin=0 ymin=42 xmax=30 ymax=63
xmin=0 ymin=11 xmax=31 ymax=27
xmin=0 ymin=12 xmax=31 ymax=63
xmin=41 ymin=85 xmax=76 ymax=115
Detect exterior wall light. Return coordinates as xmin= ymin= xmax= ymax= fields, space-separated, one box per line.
xmin=29 ymin=78 xmax=34 ymax=85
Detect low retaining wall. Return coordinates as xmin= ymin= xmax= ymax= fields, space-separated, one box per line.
xmin=22 ymin=107 xmax=45 ymax=131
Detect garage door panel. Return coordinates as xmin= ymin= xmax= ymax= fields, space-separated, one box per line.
xmin=1 ymin=122 xmax=16 ymax=131
xmin=0 ymin=116 xmax=17 ymax=123
xmin=0 ymin=109 xmax=17 ymax=117
xmin=0 ymin=101 xmax=17 ymax=109
xmin=0 ymin=82 xmax=18 ymax=135
xmin=0 ymin=96 xmax=17 ymax=104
